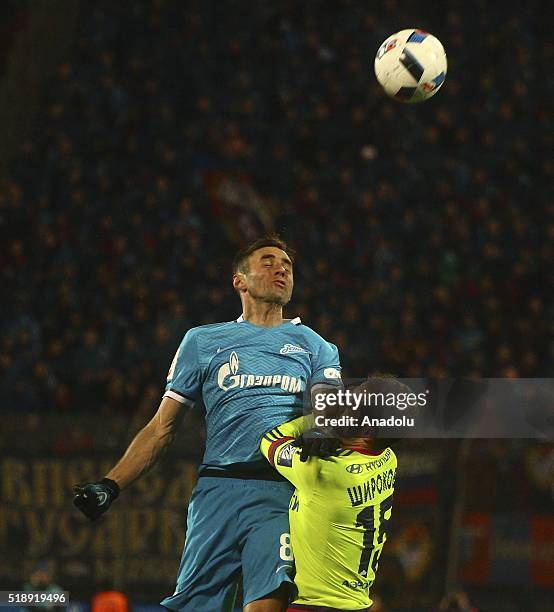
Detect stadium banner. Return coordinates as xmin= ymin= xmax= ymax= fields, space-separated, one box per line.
xmin=306 ymin=378 xmax=553 ymax=439
xmin=460 ymin=513 xmax=554 ymax=587
xmin=0 ymin=452 xmax=197 ymax=597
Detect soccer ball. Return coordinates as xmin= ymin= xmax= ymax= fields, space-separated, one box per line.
xmin=374 ymin=29 xmax=447 ymax=103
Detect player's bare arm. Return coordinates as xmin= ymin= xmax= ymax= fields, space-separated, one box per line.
xmin=105 ymin=396 xmax=187 ymax=489
xmin=73 ymin=396 xmax=187 ymax=520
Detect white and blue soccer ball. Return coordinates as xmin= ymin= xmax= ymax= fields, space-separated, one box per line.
xmin=374 ymin=29 xmax=447 ymax=103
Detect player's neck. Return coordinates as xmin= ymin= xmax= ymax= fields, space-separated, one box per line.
xmin=241 ymin=301 xmax=284 ymax=328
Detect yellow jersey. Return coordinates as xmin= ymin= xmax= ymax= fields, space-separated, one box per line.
xmin=260 ymin=417 xmax=397 ymax=610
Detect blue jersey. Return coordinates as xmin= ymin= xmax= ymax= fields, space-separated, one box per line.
xmin=164 ymin=315 xmax=341 ymax=470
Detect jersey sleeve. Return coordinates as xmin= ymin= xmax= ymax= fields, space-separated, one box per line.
xmin=163 ymin=329 xmax=203 ymax=406
xmin=260 ymin=416 xmax=316 ymax=489
xmin=310 ymin=340 xmax=342 ymax=389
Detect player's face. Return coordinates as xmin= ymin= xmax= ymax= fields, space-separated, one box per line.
xmin=240 ymin=247 xmax=294 ymax=305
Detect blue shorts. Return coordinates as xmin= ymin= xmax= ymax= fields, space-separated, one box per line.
xmin=161 ymin=476 xmax=295 ymax=612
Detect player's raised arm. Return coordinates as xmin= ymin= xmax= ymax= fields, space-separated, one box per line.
xmin=105 ymin=395 xmax=188 ymax=487
xmin=74 ymin=328 xmax=202 ymax=521
xmin=73 ymin=396 xmax=188 ymax=520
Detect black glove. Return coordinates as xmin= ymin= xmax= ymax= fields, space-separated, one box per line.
xmin=73 ymin=478 xmax=119 ymax=520
xmin=293 ymin=429 xmax=341 ymax=462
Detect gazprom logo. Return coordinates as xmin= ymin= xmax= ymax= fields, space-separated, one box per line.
xmin=230 ymin=351 xmax=239 ymax=374
xmin=217 ymin=351 xmax=304 ymax=393
xmin=217 ymin=351 xmax=239 ymax=391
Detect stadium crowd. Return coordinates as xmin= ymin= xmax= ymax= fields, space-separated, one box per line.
xmin=1 ymin=0 xmax=550 ymax=413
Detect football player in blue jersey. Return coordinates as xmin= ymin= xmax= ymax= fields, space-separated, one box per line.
xmin=73 ymin=235 xmax=343 ymax=612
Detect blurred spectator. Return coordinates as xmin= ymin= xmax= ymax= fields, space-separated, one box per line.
xmin=22 ymin=560 xmax=65 ymax=612
xmin=0 ymin=1 xmax=28 ymax=77
xmin=437 ymin=589 xmax=478 ymax=611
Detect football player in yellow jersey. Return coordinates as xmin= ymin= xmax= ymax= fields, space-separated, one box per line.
xmin=260 ymin=377 xmax=410 ymax=612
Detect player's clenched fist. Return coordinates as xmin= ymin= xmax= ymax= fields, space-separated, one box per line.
xmin=294 ymin=429 xmax=341 ymax=462
xmin=73 ymin=478 xmax=119 ymax=520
